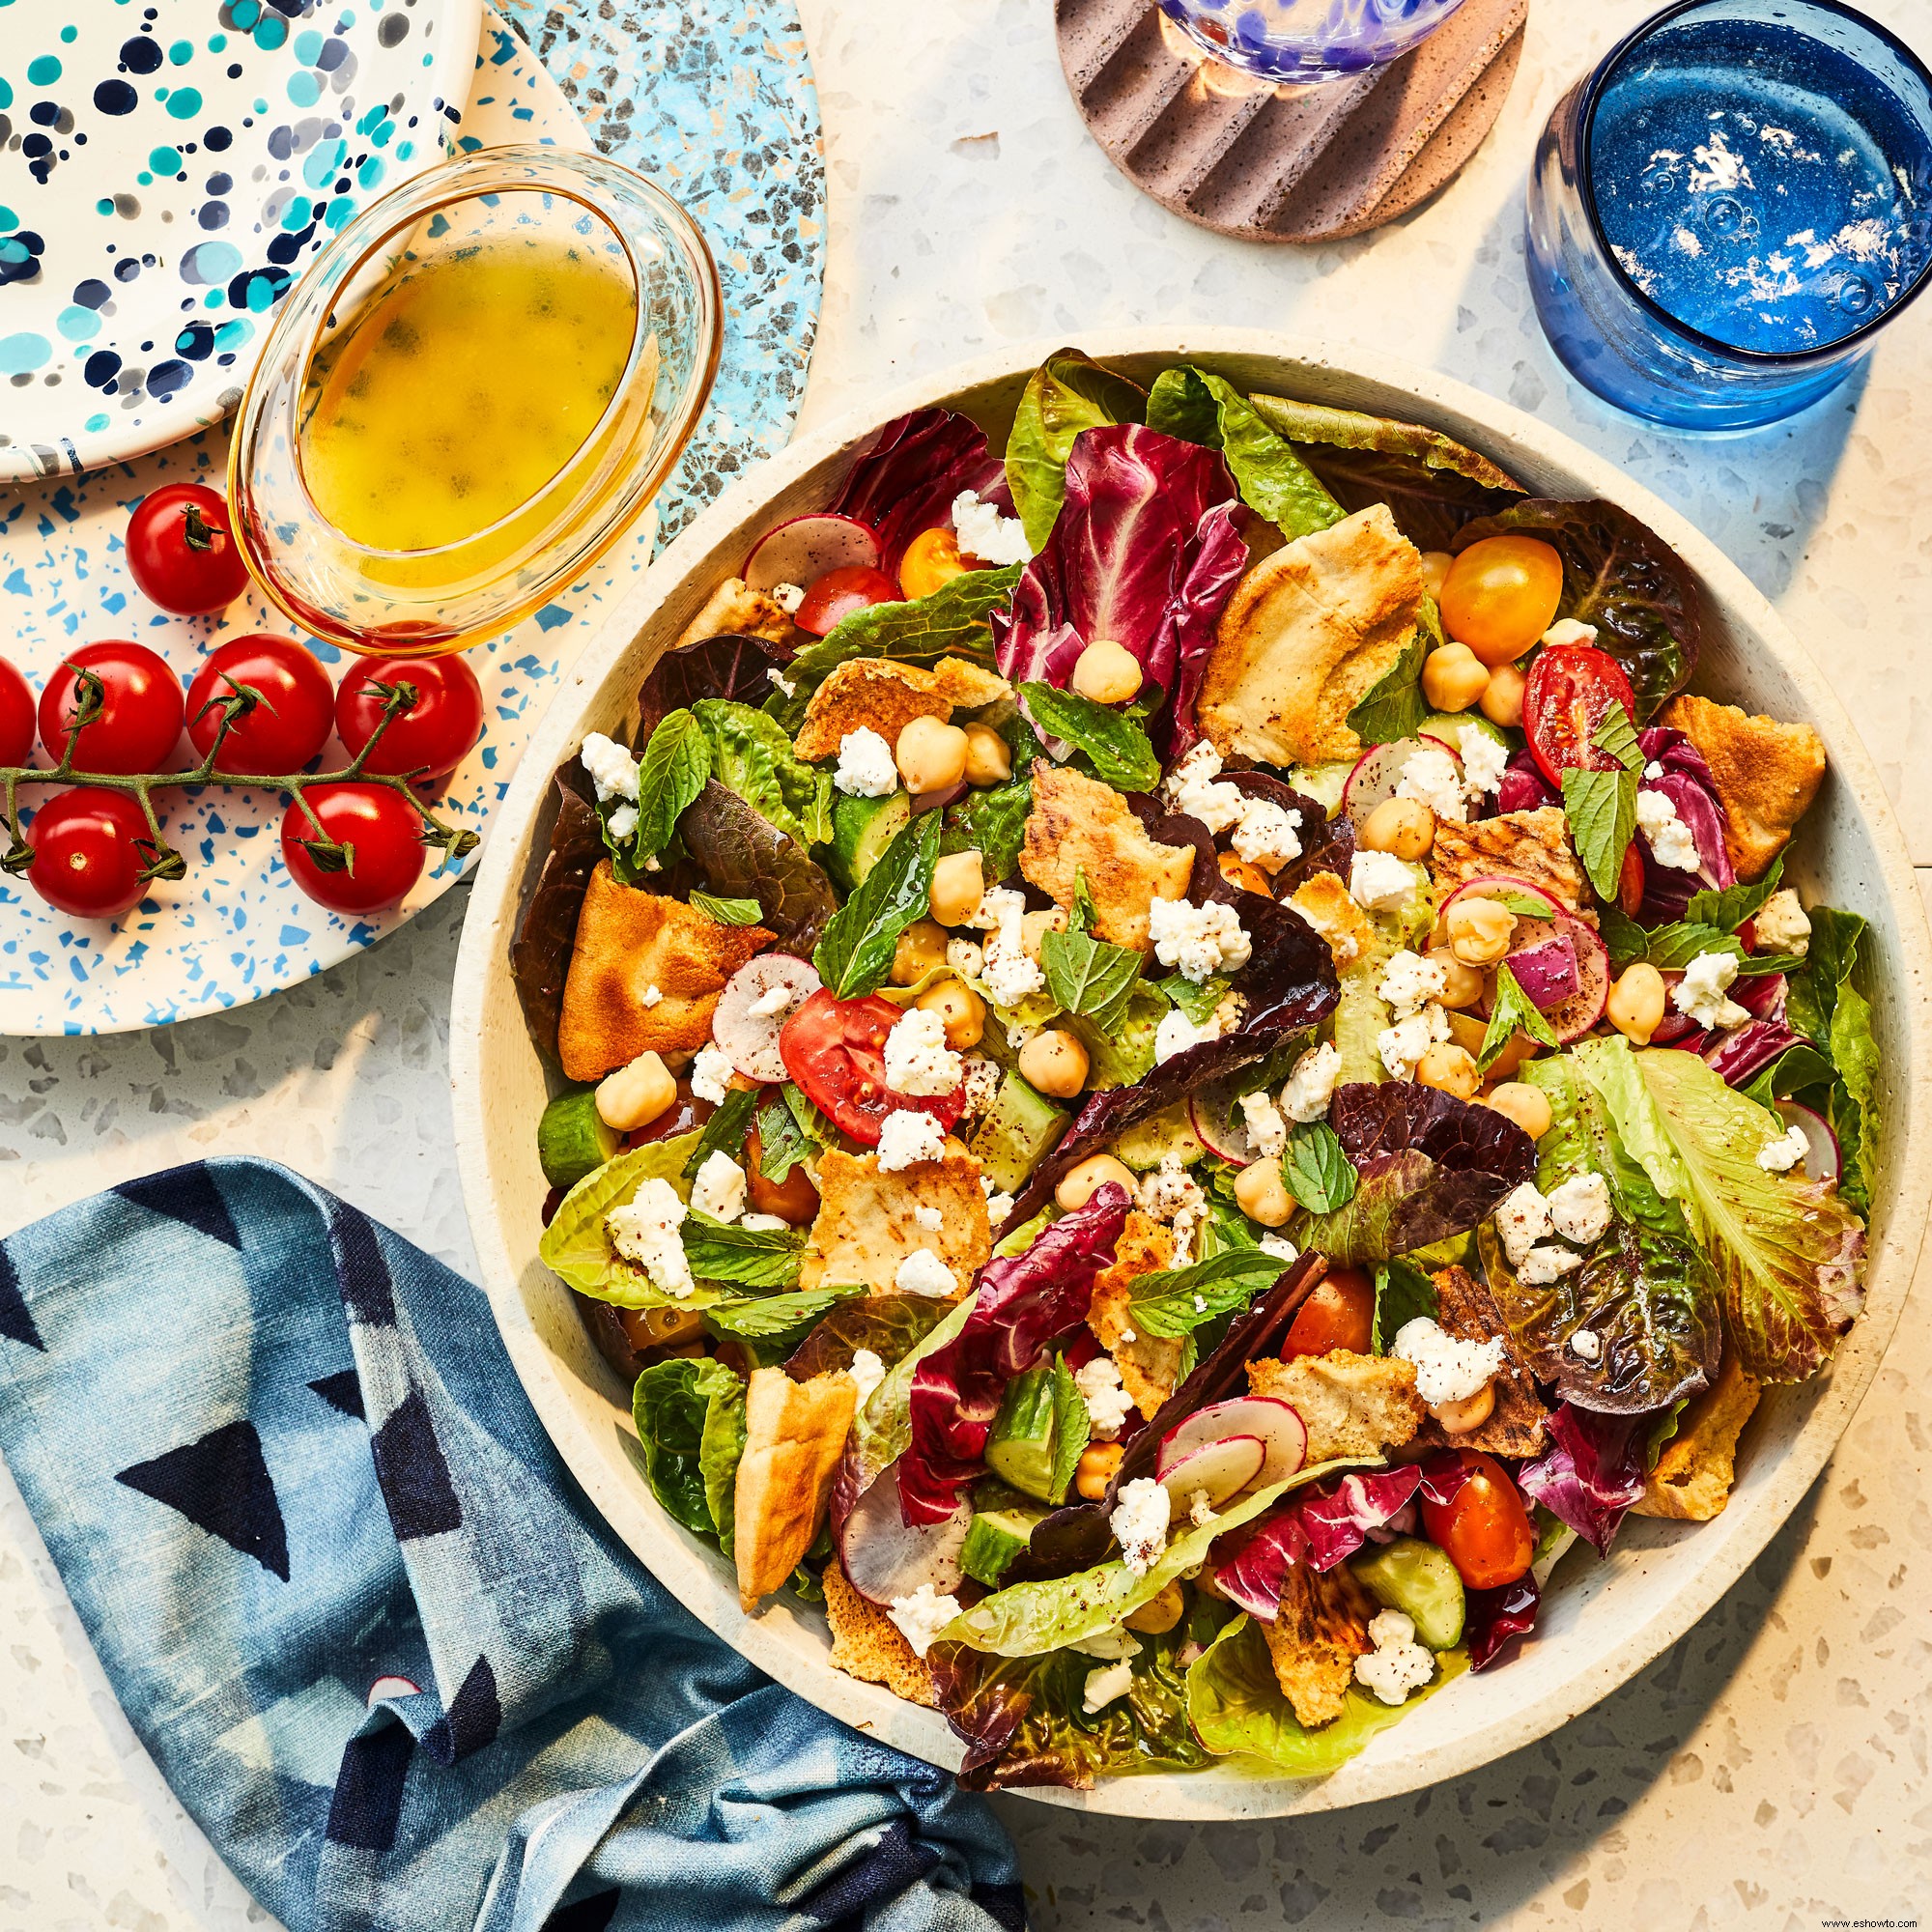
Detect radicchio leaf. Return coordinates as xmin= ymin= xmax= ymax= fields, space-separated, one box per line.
xmin=1211 ymin=1466 xmax=1426 ymax=1617
xmin=1225 ymin=770 xmax=1356 ymax=895
xmin=833 ymin=406 xmax=1011 ymax=575
xmin=1634 ymin=726 xmax=1734 ymax=921
xmin=1210 ymin=1509 xmax=1309 ymax=1619
xmin=509 ymin=759 xmax=605 ymax=1063
xmin=1465 ymin=1574 xmax=1540 ymax=1671
xmin=1496 ymin=747 xmax=1559 ymax=815
xmin=1517 ymin=1403 xmax=1653 ymax=1555
xmin=677 ymin=781 xmax=839 ymax=954
xmin=1704 ymin=1018 xmax=1804 ymax=1090
xmin=635 ymin=634 xmax=794 ymax=747
xmin=898 ymin=1185 xmax=1131 ymax=1526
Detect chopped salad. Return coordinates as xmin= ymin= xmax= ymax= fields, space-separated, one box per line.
xmin=511 ymin=348 xmax=1875 ymax=1790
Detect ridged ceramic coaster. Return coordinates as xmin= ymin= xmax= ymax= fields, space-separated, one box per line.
xmin=1058 ymin=0 xmax=1527 ymax=242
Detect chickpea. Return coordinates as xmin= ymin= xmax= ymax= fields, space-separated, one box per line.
xmin=1607 ymin=961 xmax=1667 ymax=1045
xmin=594 ymin=1050 xmax=677 ymax=1132
xmin=1360 ymin=795 xmax=1435 ymax=862
xmin=1480 ymin=660 xmax=1526 ymax=729
xmin=1430 ymin=1381 xmax=1495 ymax=1435
xmin=892 ymin=918 xmax=950 ymax=985
xmin=1233 ymin=1156 xmax=1294 ymax=1227
xmin=1421 ymin=640 xmax=1492 ymax=714
xmin=1218 ymin=850 xmax=1271 ymax=896
xmin=1419 ymin=550 xmax=1456 ymax=600
xmin=895 ymin=715 xmax=969 ymax=794
xmin=1069 ymin=638 xmax=1144 ymax=705
xmin=1486 ymin=1081 xmax=1553 ymax=1139
xmin=1020 ymin=905 xmax=1067 ymax=962
xmin=1415 ymin=1041 xmax=1482 ymax=1100
xmin=1056 ymin=1151 xmax=1137 ymax=1212
xmin=1446 ymin=895 xmax=1516 ymax=967
xmin=1124 ymin=1580 xmax=1186 ymax=1634
xmin=916 ymin=977 xmax=986 ymax=1050
xmin=928 ymin=848 xmax=984 ymax=926
xmin=1018 ymin=1028 xmax=1090 ymax=1099
xmin=1074 ymin=1440 xmax=1124 ymax=1501
xmin=962 ymin=723 xmax=1012 ymax=787
xmin=1427 ymin=944 xmax=1486 ymax=1009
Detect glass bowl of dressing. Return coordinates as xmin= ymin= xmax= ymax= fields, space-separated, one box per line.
xmin=228 ymin=146 xmax=720 ymax=655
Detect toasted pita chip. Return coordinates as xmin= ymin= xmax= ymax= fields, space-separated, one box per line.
xmin=1196 ymin=504 xmax=1425 ymax=767
xmin=1086 ymin=1211 xmax=1185 ymax=1420
xmin=1020 ymin=765 xmax=1196 ymax=952
xmin=675 ymin=576 xmax=792 ymax=651
xmin=1431 ymin=807 xmax=1589 ymax=913
xmin=1659 ymin=692 xmax=1826 ymax=883
xmin=792 ymin=655 xmax=1010 ymax=761
xmin=1287 ymin=870 xmax=1376 ymax=971
xmin=1634 ymin=1350 xmax=1761 ymax=1521
xmin=1261 ymin=1559 xmax=1376 ymax=1727
xmin=824 ymin=1561 xmax=937 ymax=1706
xmin=802 ymin=1138 xmax=991 ymax=1294
xmin=734 ymin=1367 xmax=858 ymax=1611
xmin=1247 ymin=1350 xmax=1425 ymax=1464
xmin=1410 ymin=1265 xmax=1549 ymax=1459
xmin=557 ymin=866 xmax=774 ymax=1081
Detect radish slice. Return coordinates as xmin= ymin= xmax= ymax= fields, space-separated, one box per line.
xmin=1439 ymin=873 xmax=1566 ymax=920
xmin=1508 ymin=933 xmax=1580 ymax=1010
xmin=1158 ymin=1396 xmax=1307 ymax=1489
xmin=1776 ymin=1100 xmax=1840 ymax=1182
xmin=1476 ymin=909 xmax=1608 ymax=1044
xmin=714 ymin=953 xmax=822 ymax=1083
xmin=838 ymin=1470 xmax=970 ymax=1605
xmin=742 ymin=512 xmax=881 ymax=592
xmin=1189 ymin=1072 xmax=1265 ymax=1164
xmin=1155 ymin=1435 xmax=1266 ymax=1514
xmin=1341 ymin=733 xmax=1461 ymax=829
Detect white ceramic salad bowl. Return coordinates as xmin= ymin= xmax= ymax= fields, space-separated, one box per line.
xmin=448 ymin=329 xmax=1932 ymax=1817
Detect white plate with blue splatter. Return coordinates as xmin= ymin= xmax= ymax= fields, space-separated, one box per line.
xmin=0 ymin=5 xmax=825 ymax=1035
xmin=0 ymin=0 xmax=484 ymax=484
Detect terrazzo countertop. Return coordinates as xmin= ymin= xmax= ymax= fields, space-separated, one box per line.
xmin=4 ymin=2 xmax=1930 ymax=1927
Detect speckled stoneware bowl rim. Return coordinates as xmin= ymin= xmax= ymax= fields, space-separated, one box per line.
xmin=449 ymin=328 xmax=1932 ymax=1818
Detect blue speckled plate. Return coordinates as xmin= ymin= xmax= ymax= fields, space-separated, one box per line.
xmin=0 ymin=4 xmax=824 ymax=1035
xmin=0 ymin=0 xmax=483 ymax=483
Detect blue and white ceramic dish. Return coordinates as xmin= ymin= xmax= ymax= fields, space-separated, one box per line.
xmin=0 ymin=0 xmax=483 ymax=483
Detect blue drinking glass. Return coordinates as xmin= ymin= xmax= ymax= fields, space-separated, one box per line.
xmin=1525 ymin=0 xmax=1932 ymax=431
xmin=1156 ymin=0 xmax=1469 ymax=85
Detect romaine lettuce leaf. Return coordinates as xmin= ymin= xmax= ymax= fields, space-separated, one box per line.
xmin=781 ymin=1292 xmax=952 ymax=1382
xmin=538 ymin=1135 xmax=728 ymax=1310
xmin=1787 ymin=907 xmax=1880 ymax=1217
xmin=698 ymin=1371 xmax=749 ymax=1552
xmin=1005 ymin=347 xmax=1149 ymax=551
xmin=633 ymin=1355 xmax=743 ymax=1540
xmin=692 ymin=697 xmax=833 ymax=850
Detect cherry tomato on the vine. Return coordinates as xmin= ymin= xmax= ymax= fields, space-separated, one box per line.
xmin=25 ymin=787 xmax=156 ymax=920
xmin=898 ymin=526 xmax=970 ymax=600
xmin=1521 ymin=643 xmax=1638 ymax=788
xmin=0 ymin=656 xmax=34 ymax=767
xmin=793 ymin=565 xmax=902 ymax=639
xmin=1439 ymin=535 xmax=1565 ymax=668
xmin=39 ymin=641 xmax=185 ymax=774
xmin=280 ymin=782 xmax=426 ymax=915
xmin=1282 ymin=1265 xmax=1376 ymax=1359
xmin=333 ymin=652 xmax=484 ymax=782
xmin=778 ymin=988 xmax=964 ymax=1145
xmin=126 ymin=483 xmax=251 ymax=616
xmin=186 ymin=635 xmax=334 ymax=776
xmin=1420 ymin=1449 xmax=1536 ymax=1591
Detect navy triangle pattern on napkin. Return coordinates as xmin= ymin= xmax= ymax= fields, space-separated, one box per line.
xmin=0 ymin=1159 xmax=1023 ymax=1932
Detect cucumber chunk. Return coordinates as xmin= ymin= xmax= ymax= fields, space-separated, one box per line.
xmin=1350 ymin=1535 xmax=1466 ymax=1650
xmin=969 ymin=1071 xmax=1067 ymax=1194
xmin=538 ymin=1088 xmax=619 ymax=1189
xmin=959 ymin=1507 xmax=1042 ymax=1587
xmin=826 ymin=789 xmax=911 ymax=890
xmin=983 ymin=1367 xmax=1062 ymax=1502
xmin=1113 ymin=1100 xmax=1206 ymax=1172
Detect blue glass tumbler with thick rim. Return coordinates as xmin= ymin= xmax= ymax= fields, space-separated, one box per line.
xmin=1155 ymin=0 xmax=1469 ymax=85
xmin=1524 ymin=0 xmax=1932 ymax=432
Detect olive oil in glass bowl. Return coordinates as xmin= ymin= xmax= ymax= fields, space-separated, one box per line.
xmin=229 ymin=147 xmax=720 ymax=655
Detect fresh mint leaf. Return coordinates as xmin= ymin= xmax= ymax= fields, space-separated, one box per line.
xmin=1478 ymin=961 xmax=1561 ymax=1073
xmin=1282 ymin=1121 xmax=1357 ymax=1214
xmin=1498 ymin=890 xmax=1558 ymax=919
xmin=1346 ymin=607 xmax=1433 ymax=749
xmin=812 ymin=809 xmax=942 ymax=998
xmin=1122 ymin=1248 xmax=1293 ymax=1339
xmin=1598 ymin=904 xmax=1801 ymax=978
xmin=755 ymin=1093 xmax=811 ymax=1182
xmin=1685 ymin=856 xmax=1784 ymax=934
xmin=781 ymin=1080 xmax=837 ymax=1151
xmin=690 ymin=890 xmax=764 ymax=926
xmin=944 ymin=772 xmax=1032 ymax=884
xmin=682 ymin=1084 xmax=758 ymax=1180
xmin=1592 ymin=700 xmax=1644 ymax=773
xmin=1371 ymin=1256 xmax=1438 ymax=1353
xmin=682 ymin=1211 xmax=807 ymax=1288
xmin=1072 ymin=868 xmax=1099 ymax=934
xmin=1047 ymin=1354 xmax=1092 ymax=1503
xmin=633 ymin=708 xmax=712 ymax=861
xmin=702 ymin=1284 xmax=865 ymax=1347
xmin=692 ymin=697 xmax=834 ymax=850
xmin=1043 ymin=922 xmax=1142 ymax=1031
xmin=1560 ymin=763 xmax=1637 ymax=902
xmin=1018 ymin=682 xmax=1162 ymax=793
xmin=1153 ymin=969 xmax=1231 ymax=1024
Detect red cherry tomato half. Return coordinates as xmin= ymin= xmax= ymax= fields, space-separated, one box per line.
xmin=38 ymin=641 xmax=185 ymax=774
xmin=1419 ymin=1449 xmax=1536 ymax=1591
xmin=334 ymin=653 xmax=485 ymax=781
xmin=126 ymin=483 xmax=252 ymax=616
xmin=1281 ymin=1265 xmax=1375 ymax=1359
xmin=793 ymin=565 xmax=903 ymax=639
xmin=1617 ymin=839 xmax=1647 ymax=918
xmin=0 ymin=656 xmax=33 ymax=767
xmin=25 ymin=787 xmax=156 ymax=920
xmin=185 ymin=635 xmax=334 ymax=776
xmin=778 ymin=988 xmax=965 ymax=1145
xmin=280 ymin=782 xmax=427 ymax=915
xmin=1521 ymin=644 xmax=1638 ymax=787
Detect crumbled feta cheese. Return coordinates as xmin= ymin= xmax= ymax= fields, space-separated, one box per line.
xmin=1377 ymin=1003 xmax=1450 ymax=1081
xmin=740 ymin=1213 xmax=790 ymax=1233
xmin=1350 ymin=848 xmax=1418 ymax=913
xmin=769 ymin=581 xmax=806 ymax=615
xmin=1396 ymin=745 xmax=1468 ymax=823
xmin=1757 ymin=1122 xmax=1810 ymax=1173
xmin=1081 ymin=1657 xmax=1136 ymax=1713
xmin=1393 ymin=1316 xmax=1507 ymax=1406
xmin=1635 ymin=787 xmax=1701 ymax=871
xmin=834 ymin=726 xmax=899 ymax=799
xmin=1459 ymin=724 xmax=1509 ymax=795
xmin=1109 ymin=1477 xmax=1171 ymax=1576
xmin=848 ymin=1348 xmax=887 ymax=1407
xmin=1494 ymin=1180 xmax=1552 ymax=1267
xmin=1569 ymin=1329 xmax=1603 ymax=1363
xmin=895 ymin=1247 xmax=957 ymax=1298
xmin=580 ymin=730 xmax=640 ymax=803
xmin=1149 ymin=895 xmax=1252 ymax=982
xmin=884 ymin=1007 xmax=964 ymax=1096
xmin=1074 ymin=1355 xmax=1136 ymax=1438
xmin=1520 ymin=1244 xmax=1585 ymax=1285
xmin=888 ymin=1584 xmax=962 ymax=1658
xmin=984 ymin=1191 xmax=1014 ymax=1224
xmin=640 ymin=983 xmax=664 ymax=1009
xmin=1673 ymin=950 xmax=1750 ymax=1030
xmin=1353 ymin=1608 xmax=1435 ymax=1706
xmin=748 ymin=982 xmax=797 ymax=1021
xmin=913 ymin=1205 xmax=944 ymax=1235
xmin=1259 ymin=1234 xmax=1299 ymax=1264
xmin=1239 ymin=1089 xmax=1289 ymax=1161
xmin=604 ymin=802 xmax=639 ymax=841
xmin=606 ymin=1179 xmax=693 ymax=1297
xmin=1643 ymin=760 xmax=1664 ymax=781
xmin=1230 ymin=797 xmax=1303 ymax=871
xmin=1155 ymin=1005 xmax=1222 ymax=1063
xmin=1378 ymin=948 xmax=1450 ymax=1021
xmin=960 ymin=1054 xmax=1002 ymax=1122
xmin=691 ymin=1044 xmax=734 ymax=1105
xmin=1541 ymin=618 xmax=1600 ymax=649
xmin=974 ymin=885 xmax=1046 ymax=1007
xmin=1754 ymin=889 xmax=1811 ymax=957
xmin=1137 ymin=1152 xmax=1206 ymax=1227
xmin=766 ymin=667 xmax=797 ymax=698
xmin=876 ymin=1107 xmax=947 ymax=1172
xmin=690 ymin=1150 xmax=748 ymax=1224
xmin=1162 ymin=741 xmax=1243 ymax=835
xmin=1547 ymin=1171 xmax=1613 ymax=1245
xmin=946 ymin=937 xmax=985 ymax=980
xmin=1187 ymin=1487 xmax=1217 ymax=1528
xmin=1281 ymin=1040 xmax=1341 ymax=1123
xmin=952 ymin=489 xmax=1033 ymax=567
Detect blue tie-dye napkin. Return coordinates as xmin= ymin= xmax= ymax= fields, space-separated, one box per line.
xmin=0 ymin=1159 xmax=1021 ymax=1932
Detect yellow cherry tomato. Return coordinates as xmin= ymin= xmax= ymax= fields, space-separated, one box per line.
xmin=1438 ymin=535 xmax=1566 ymax=668
xmin=898 ymin=526 xmax=969 ymax=601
